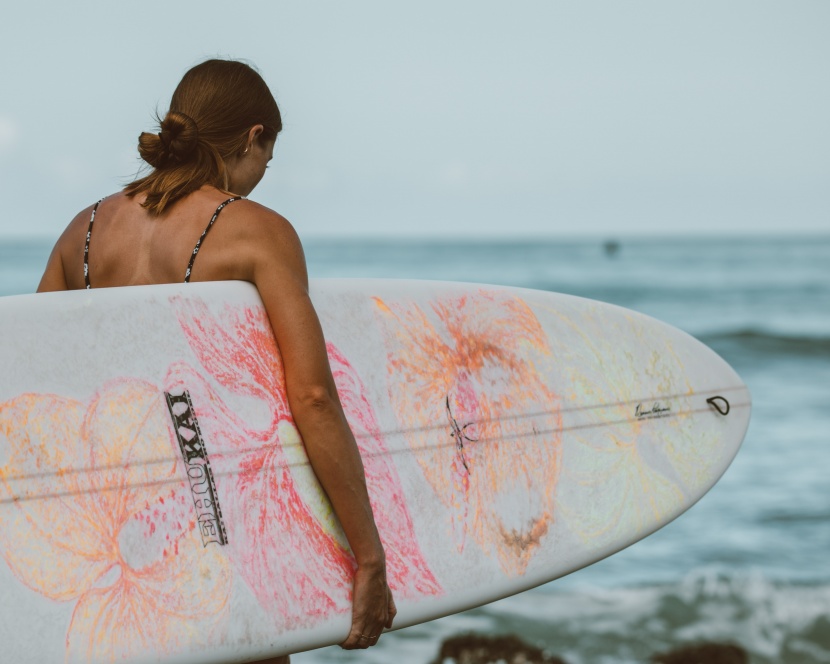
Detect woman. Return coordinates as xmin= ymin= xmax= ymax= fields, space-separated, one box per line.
xmin=38 ymin=58 xmax=396 ymax=663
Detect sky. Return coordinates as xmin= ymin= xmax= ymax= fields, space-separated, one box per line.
xmin=0 ymin=1 xmax=827 ymax=239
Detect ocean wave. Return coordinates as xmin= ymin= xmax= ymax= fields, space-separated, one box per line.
xmin=760 ymin=511 xmax=830 ymax=525
xmin=471 ymin=568 xmax=830 ymax=664
xmin=296 ymin=569 xmax=830 ymax=664
xmin=696 ymin=328 xmax=830 ymax=356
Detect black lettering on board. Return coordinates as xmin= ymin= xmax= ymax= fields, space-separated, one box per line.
xmin=165 ymin=390 xmax=228 ymax=546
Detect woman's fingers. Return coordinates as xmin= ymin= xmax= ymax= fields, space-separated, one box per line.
xmin=340 ymin=569 xmax=395 ymax=650
xmin=341 ymin=620 xmax=384 ymax=650
xmin=341 ymin=630 xmax=381 ymax=650
xmin=385 ymin=586 xmax=397 ymax=629
xmin=341 ymin=604 xmax=388 ymax=650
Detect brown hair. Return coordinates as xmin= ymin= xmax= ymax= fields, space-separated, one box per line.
xmin=125 ymin=59 xmax=282 ymax=215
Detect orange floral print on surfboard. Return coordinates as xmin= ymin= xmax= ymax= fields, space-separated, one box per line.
xmin=373 ymin=291 xmax=563 ymax=576
xmin=0 ymin=380 xmax=232 ymax=664
xmin=167 ymin=297 xmax=441 ymax=630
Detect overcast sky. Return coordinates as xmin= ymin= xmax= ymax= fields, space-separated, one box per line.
xmin=0 ymin=1 xmax=827 ymax=239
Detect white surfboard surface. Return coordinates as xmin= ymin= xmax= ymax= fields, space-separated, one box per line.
xmin=0 ymin=280 xmax=750 ymax=663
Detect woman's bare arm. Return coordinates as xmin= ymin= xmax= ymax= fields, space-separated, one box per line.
xmin=37 ymin=205 xmax=94 ymax=293
xmin=37 ymin=243 xmax=69 ymax=292
xmin=242 ymin=208 xmax=396 ymax=648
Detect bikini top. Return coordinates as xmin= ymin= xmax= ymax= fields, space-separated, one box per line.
xmin=83 ymin=197 xmax=242 ymax=289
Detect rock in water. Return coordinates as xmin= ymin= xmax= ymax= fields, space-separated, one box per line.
xmin=430 ymin=633 xmax=568 ymax=664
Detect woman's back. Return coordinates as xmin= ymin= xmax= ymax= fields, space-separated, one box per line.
xmin=48 ymin=188 xmax=284 ymax=291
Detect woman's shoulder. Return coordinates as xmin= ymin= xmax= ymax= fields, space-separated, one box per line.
xmin=221 ymin=198 xmax=302 ymax=252
xmin=58 ymin=193 xmax=120 ymax=249
xmin=64 ymin=192 xmax=127 ymax=230
xmin=201 ymin=196 xmax=307 ymax=283
xmin=41 ymin=193 xmax=120 ymax=291
xmin=226 ymin=198 xmax=296 ymax=233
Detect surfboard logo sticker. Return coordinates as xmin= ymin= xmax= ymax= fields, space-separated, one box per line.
xmin=165 ymin=389 xmax=228 ymax=546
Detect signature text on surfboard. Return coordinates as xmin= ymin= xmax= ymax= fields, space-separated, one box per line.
xmin=635 ymin=402 xmax=672 ymax=420
xmin=165 ymin=390 xmax=229 ymax=546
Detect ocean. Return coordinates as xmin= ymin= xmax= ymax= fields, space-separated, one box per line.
xmin=1 ymin=235 xmax=828 ymax=663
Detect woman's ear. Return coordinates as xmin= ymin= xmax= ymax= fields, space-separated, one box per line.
xmin=246 ymin=124 xmax=265 ymax=150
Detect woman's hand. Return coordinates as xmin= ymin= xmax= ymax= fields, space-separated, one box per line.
xmin=340 ymin=563 xmax=397 ymax=650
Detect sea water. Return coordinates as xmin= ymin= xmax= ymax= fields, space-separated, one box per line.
xmin=1 ymin=235 xmax=828 ymax=663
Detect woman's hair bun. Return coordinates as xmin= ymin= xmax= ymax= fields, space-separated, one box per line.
xmin=137 ymin=111 xmax=200 ymax=169
xmin=126 ymin=59 xmax=282 ymax=215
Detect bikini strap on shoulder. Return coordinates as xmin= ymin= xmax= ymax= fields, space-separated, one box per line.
xmin=83 ymin=199 xmax=104 ymax=290
xmin=184 ymin=196 xmax=243 ymax=283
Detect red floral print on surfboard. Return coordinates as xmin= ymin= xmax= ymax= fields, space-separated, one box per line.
xmin=167 ymin=297 xmax=441 ymax=630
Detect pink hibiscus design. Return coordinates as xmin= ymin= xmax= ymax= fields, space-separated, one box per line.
xmin=165 ymin=296 xmax=441 ymax=630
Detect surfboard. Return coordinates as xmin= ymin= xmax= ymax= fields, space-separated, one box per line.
xmin=0 ymin=279 xmax=750 ymax=663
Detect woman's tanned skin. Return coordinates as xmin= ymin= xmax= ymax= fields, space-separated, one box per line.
xmin=38 ymin=127 xmax=396 ymax=663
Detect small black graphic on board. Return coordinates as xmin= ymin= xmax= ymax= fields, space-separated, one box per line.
xmin=446 ymin=395 xmax=477 ymax=475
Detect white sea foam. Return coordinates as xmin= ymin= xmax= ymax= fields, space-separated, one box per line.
xmin=295 ymin=569 xmax=830 ymax=663
xmin=480 ymin=568 xmax=830 ymax=664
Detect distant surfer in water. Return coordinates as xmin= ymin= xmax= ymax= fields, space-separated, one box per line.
xmin=38 ymin=58 xmax=395 ymax=662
